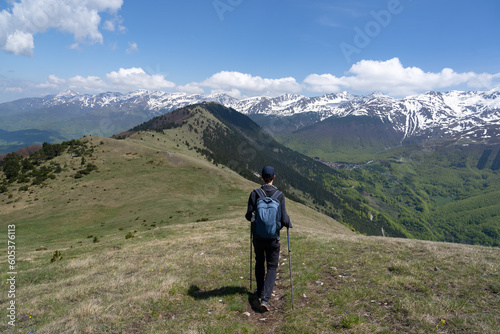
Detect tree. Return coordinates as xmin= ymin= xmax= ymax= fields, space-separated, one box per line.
xmin=2 ymin=153 xmax=21 ymax=180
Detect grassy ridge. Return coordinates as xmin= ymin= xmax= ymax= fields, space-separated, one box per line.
xmin=1 ymin=136 xmax=499 ymax=333
xmin=0 ymin=135 xmax=254 ymax=249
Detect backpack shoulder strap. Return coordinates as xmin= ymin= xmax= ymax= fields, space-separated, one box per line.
xmin=255 ymin=188 xmax=267 ymax=199
xmin=270 ymin=190 xmax=282 ymax=201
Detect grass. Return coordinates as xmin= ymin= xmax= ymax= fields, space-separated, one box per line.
xmin=284 ymin=234 xmax=499 ymax=333
xmin=6 ymin=217 xmax=498 ymax=333
xmin=0 ymin=135 xmax=499 ymax=333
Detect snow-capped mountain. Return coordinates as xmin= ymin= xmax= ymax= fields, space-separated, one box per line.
xmin=337 ymin=90 xmax=500 ymax=142
xmin=1 ymin=89 xmax=499 ymax=145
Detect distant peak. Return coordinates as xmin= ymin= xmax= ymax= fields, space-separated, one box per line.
xmin=96 ymin=91 xmax=122 ymax=97
xmin=424 ymin=91 xmax=443 ymax=96
xmin=368 ymin=91 xmax=389 ymax=98
xmin=128 ymin=89 xmax=152 ymax=95
xmin=55 ymin=89 xmax=79 ymax=98
xmin=338 ymin=91 xmax=353 ymax=97
xmin=279 ymin=93 xmax=304 ymax=99
xmin=323 ymin=91 xmax=355 ymax=99
xmin=207 ymin=92 xmax=229 ymax=98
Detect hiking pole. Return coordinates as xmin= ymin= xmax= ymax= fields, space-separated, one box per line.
xmin=287 ymin=227 xmax=294 ymax=309
xmin=250 ymin=226 xmax=253 ymax=291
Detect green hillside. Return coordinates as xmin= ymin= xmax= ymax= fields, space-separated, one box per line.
xmin=278 ymin=115 xmax=402 ymax=163
xmin=276 ymin=115 xmax=500 ymax=247
xmin=122 ymin=103 xmax=409 ymax=239
xmin=1 ymin=133 xmax=499 ymax=333
xmin=314 ymin=143 xmax=500 ymax=246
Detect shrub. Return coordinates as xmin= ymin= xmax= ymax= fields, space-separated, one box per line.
xmin=50 ymin=250 xmax=63 ymax=263
xmin=125 ymin=232 xmax=135 ymax=239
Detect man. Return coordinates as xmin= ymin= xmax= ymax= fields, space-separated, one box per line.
xmin=245 ymin=166 xmax=292 ymax=312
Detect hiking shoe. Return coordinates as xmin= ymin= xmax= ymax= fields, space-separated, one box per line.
xmin=260 ymin=300 xmax=270 ymax=312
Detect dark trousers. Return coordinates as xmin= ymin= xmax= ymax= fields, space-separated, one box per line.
xmin=253 ymin=237 xmax=280 ymax=302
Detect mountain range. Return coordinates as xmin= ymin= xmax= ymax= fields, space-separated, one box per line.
xmin=1 ymin=89 xmax=499 ymax=154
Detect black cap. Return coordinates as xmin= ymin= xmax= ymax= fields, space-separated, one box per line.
xmin=261 ymin=166 xmax=275 ymax=179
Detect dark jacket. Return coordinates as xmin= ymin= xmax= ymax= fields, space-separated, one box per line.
xmin=245 ymin=184 xmax=292 ymax=238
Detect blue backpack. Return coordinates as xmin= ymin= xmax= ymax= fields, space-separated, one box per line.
xmin=255 ymin=188 xmax=282 ymax=239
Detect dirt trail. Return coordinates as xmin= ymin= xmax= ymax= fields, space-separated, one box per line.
xmin=244 ymin=248 xmax=291 ymax=332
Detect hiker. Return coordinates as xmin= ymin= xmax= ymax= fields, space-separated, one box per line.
xmin=245 ymin=166 xmax=292 ymax=312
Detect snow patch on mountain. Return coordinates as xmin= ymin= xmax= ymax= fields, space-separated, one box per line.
xmin=2 ymin=88 xmax=499 ymax=143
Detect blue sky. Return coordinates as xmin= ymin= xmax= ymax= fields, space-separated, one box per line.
xmin=0 ymin=0 xmax=499 ymax=102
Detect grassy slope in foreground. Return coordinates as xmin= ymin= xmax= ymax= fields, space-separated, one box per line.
xmin=0 ymin=135 xmax=498 ymax=333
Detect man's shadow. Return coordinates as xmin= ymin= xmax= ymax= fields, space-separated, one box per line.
xmin=188 ymin=285 xmax=264 ymax=313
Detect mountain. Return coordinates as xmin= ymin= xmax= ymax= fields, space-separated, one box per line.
xmin=115 ymin=102 xmax=500 ymax=247
xmin=116 ymin=102 xmax=408 ymax=238
xmin=1 ymin=89 xmax=499 ymax=154
xmin=0 ymin=90 xmax=239 ymax=153
xmin=280 ymin=115 xmax=403 ymax=162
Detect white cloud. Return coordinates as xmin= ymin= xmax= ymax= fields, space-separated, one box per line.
xmin=103 ymin=14 xmax=125 ymax=32
xmin=68 ymin=75 xmax=107 ymax=91
xmin=6 ymin=60 xmax=500 ymax=103
xmin=103 ymin=20 xmax=115 ymax=32
xmin=0 ymin=0 xmax=124 ymax=56
xmin=126 ymin=42 xmax=138 ymax=54
xmin=303 ymin=73 xmax=344 ymax=94
xmin=37 ymin=74 xmax=66 ymax=88
xmin=31 ymin=70 xmax=304 ymax=98
xmin=34 ymin=67 xmax=175 ymax=93
xmin=68 ymin=43 xmax=82 ymax=51
xmin=4 ymin=87 xmax=23 ymax=93
xmin=210 ymin=88 xmax=243 ymax=99
xmin=4 ymin=30 xmax=34 ymax=56
xmin=200 ymin=71 xmax=302 ymax=96
xmin=304 ymin=58 xmax=500 ymax=96
xmin=105 ymin=67 xmax=175 ymax=90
